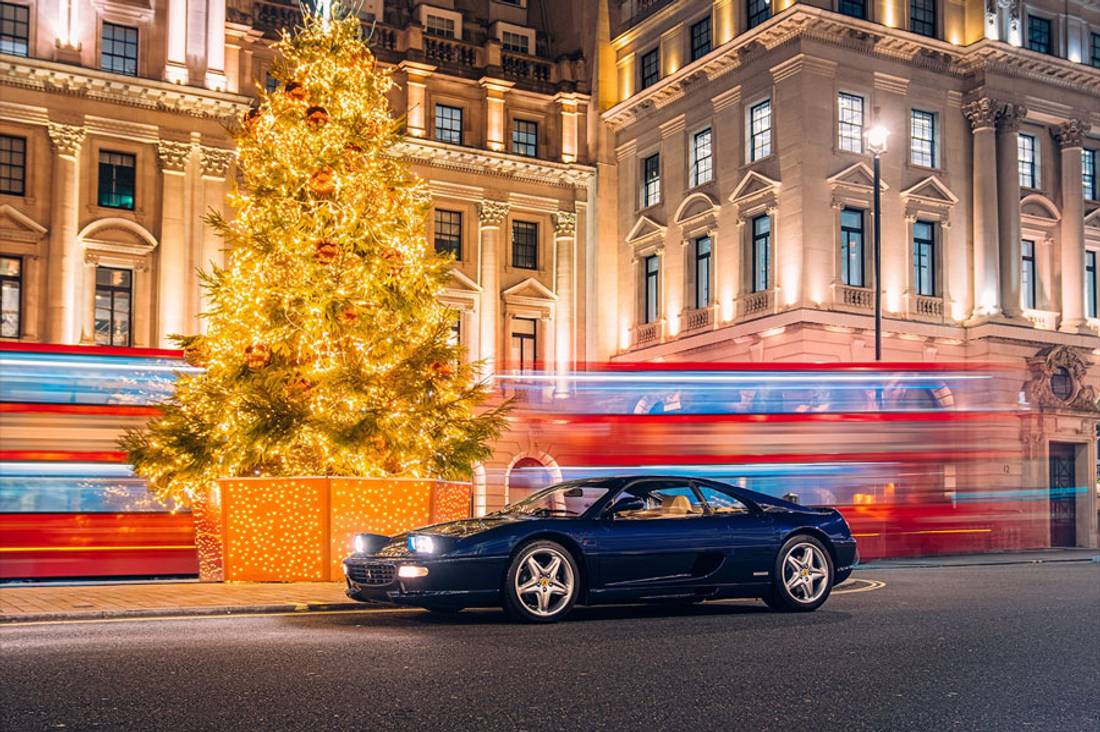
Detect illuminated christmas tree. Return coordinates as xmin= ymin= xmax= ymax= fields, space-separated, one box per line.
xmin=124 ymin=10 xmax=506 ymax=505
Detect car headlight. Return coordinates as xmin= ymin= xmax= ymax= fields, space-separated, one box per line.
xmin=407 ymin=535 xmax=435 ymax=554
xmin=354 ymin=535 xmax=368 ymax=554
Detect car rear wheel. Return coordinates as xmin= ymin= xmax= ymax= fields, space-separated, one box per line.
xmin=503 ymin=541 xmax=579 ymax=623
xmin=763 ymin=535 xmax=834 ymax=612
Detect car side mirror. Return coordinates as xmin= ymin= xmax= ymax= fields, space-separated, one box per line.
xmin=606 ymin=498 xmax=645 ymax=519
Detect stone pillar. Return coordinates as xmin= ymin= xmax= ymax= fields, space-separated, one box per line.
xmin=478 ymin=200 xmax=509 ymax=376
xmin=399 ymin=62 xmax=435 ymax=138
xmin=80 ymin=252 xmax=97 ymax=345
xmin=996 ymin=103 xmax=1027 ymax=319
xmin=198 ymin=146 xmax=234 ymax=332
xmin=479 ymin=77 xmax=514 ymax=153
xmin=165 ymin=0 xmax=189 ymax=83
xmin=157 ymin=140 xmax=192 ymax=345
xmin=204 ymin=0 xmax=227 ymax=91
xmin=963 ymin=97 xmax=1001 ymax=319
xmin=1055 ymin=119 xmax=1088 ymax=332
xmin=555 ymin=92 xmax=579 ymax=163
xmin=553 ymin=211 xmax=576 ymax=387
xmin=46 ymin=123 xmax=85 ymax=344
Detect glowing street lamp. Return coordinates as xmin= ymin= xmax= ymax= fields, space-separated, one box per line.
xmin=865 ymin=125 xmax=889 ymax=361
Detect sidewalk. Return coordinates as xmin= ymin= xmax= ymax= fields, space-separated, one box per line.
xmin=857 ymin=547 xmax=1100 ymax=570
xmin=2 ymin=548 xmax=1096 ymax=624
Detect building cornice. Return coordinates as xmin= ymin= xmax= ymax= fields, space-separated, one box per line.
xmin=392 ymin=138 xmax=596 ymax=190
xmin=603 ymin=7 xmax=1100 ymax=131
xmin=0 ymin=56 xmax=251 ymax=123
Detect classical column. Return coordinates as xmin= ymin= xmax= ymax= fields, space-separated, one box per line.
xmin=963 ymin=97 xmax=1001 ymax=318
xmin=198 ymin=146 xmax=234 ymax=332
xmin=1055 ymin=119 xmax=1088 ymax=332
xmin=996 ymin=103 xmax=1027 ymax=319
xmin=399 ymin=62 xmax=435 ymax=138
xmin=478 ymin=200 xmax=509 ymax=376
xmin=46 ymin=122 xmax=85 ymax=344
xmin=204 ymin=0 xmax=227 ymax=91
xmin=553 ymin=211 xmax=576 ymax=386
xmin=165 ymin=0 xmax=189 ymax=83
xmin=157 ymin=140 xmax=192 ymax=345
xmin=555 ymin=92 xmax=580 ymax=163
xmin=479 ymin=77 xmax=514 ymax=153
xmin=80 ymin=252 xmax=98 ymax=345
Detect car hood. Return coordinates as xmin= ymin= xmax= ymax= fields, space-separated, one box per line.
xmin=417 ymin=515 xmax=525 ymax=538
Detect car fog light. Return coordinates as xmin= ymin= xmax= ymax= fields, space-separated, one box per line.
xmin=398 ymin=565 xmax=429 ymax=578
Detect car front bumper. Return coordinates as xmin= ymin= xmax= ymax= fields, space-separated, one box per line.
xmin=342 ymin=554 xmax=506 ymax=608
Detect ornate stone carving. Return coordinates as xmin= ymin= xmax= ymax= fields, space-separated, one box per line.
xmin=47 ymin=123 xmax=86 ymax=157
xmin=478 ymin=200 xmax=509 ymax=227
xmin=157 ymin=140 xmax=192 ymax=172
xmin=200 ymin=146 xmax=235 ymax=179
xmin=1053 ymin=119 xmax=1087 ymax=149
xmin=962 ymin=97 xmax=999 ymax=131
xmin=995 ymin=103 xmax=1028 ymax=134
xmin=1023 ymin=344 xmax=1100 ymax=412
xmin=552 ymin=211 xmax=577 ymax=238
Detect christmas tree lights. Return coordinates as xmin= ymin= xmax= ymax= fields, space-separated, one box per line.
xmin=123 ymin=9 xmax=506 ymax=506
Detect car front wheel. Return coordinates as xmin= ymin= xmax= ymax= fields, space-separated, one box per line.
xmin=503 ymin=540 xmax=579 ymax=623
xmin=763 ymin=535 xmax=834 ymax=612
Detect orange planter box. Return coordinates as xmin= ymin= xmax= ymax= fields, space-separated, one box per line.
xmin=208 ymin=477 xmax=471 ymax=582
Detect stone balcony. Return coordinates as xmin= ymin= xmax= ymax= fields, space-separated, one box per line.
xmin=837 ymin=284 xmax=874 ymax=312
xmin=680 ymin=305 xmax=715 ymax=334
xmin=633 ymin=320 xmax=662 ymax=348
xmin=1023 ymin=308 xmax=1060 ymax=331
xmin=738 ymin=290 xmax=775 ymax=320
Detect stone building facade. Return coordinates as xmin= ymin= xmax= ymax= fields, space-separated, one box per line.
xmin=592 ymin=0 xmax=1100 ymax=546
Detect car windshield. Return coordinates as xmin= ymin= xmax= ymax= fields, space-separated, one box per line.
xmin=495 ymin=482 xmax=611 ymax=518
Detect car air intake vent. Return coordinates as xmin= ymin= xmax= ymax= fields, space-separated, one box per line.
xmin=348 ymin=562 xmax=395 ymax=586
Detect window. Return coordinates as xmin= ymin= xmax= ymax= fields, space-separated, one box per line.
xmin=97 ymin=151 xmax=136 ymax=210
xmin=908 ymin=0 xmax=935 ymax=37
xmin=840 ymin=208 xmax=865 ymax=287
xmin=749 ymin=99 xmax=772 ymax=161
xmin=912 ymin=221 xmax=936 ymax=297
xmin=838 ymin=93 xmax=864 ymax=153
xmin=1026 ymin=16 xmax=1051 ymax=55
xmin=94 ymin=266 xmax=132 ymax=347
xmin=449 ymin=312 xmax=462 ymax=347
xmin=0 ymin=255 xmax=20 ymax=338
xmin=694 ymin=236 xmax=711 ymax=309
xmin=610 ymin=482 xmax=705 ymax=520
xmin=690 ymin=16 xmax=711 ymax=61
xmin=0 ymin=2 xmax=29 ymax=57
xmin=640 ymin=48 xmax=659 ymax=89
xmin=642 ymin=153 xmax=660 ymax=207
xmin=1018 ymin=133 xmax=1037 ymax=189
xmin=751 ymin=214 xmax=770 ymax=293
xmin=511 ymin=317 xmax=537 ymax=373
xmin=101 ymin=22 xmax=139 ymax=76
xmin=264 ymin=73 xmax=279 ymax=93
xmin=644 ymin=255 xmax=659 ymax=324
xmin=1083 ymin=149 xmax=1096 ymax=201
xmin=425 ymin=14 xmax=456 ymax=38
xmin=910 ymin=109 xmax=936 ymax=168
xmin=0 ymin=134 xmax=26 ymax=196
xmin=1021 ymin=239 xmax=1036 ymax=310
xmin=694 ymin=485 xmax=750 ymax=514
xmin=747 ymin=0 xmax=770 ymax=29
xmin=512 ymin=119 xmax=538 ymax=157
xmin=1087 ymin=251 xmax=1098 ymax=319
xmin=690 ymin=128 xmax=713 ymax=187
xmin=838 ymin=0 xmax=865 ymax=19
xmin=434 ymin=104 xmax=463 ymax=145
xmin=501 ymin=30 xmax=529 ymax=53
xmin=434 ymin=209 xmax=462 ymax=259
xmin=512 ymin=220 xmax=538 ymax=270
xmin=1092 ymin=33 xmax=1100 ymax=68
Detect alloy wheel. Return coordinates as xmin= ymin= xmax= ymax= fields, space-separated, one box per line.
xmin=513 ymin=546 xmax=575 ymax=618
xmin=782 ymin=542 xmax=829 ymax=604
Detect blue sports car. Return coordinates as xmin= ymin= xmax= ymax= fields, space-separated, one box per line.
xmin=343 ymin=476 xmax=858 ymax=622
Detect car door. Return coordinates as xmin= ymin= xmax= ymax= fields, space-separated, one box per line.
xmin=594 ymin=480 xmax=726 ymax=595
xmin=693 ymin=482 xmax=779 ymax=583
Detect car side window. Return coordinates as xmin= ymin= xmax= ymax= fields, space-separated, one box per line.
xmin=695 ymin=485 xmax=751 ymax=515
xmin=612 ymin=483 xmax=706 ymax=520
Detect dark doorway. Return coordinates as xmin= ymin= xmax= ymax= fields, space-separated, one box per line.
xmin=1048 ymin=443 xmax=1078 ymax=547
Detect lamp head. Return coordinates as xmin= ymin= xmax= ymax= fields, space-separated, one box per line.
xmin=866 ymin=125 xmax=889 ymax=156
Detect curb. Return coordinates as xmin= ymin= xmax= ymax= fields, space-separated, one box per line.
xmin=855 ymin=555 xmax=1100 ymax=570
xmin=0 ymin=601 xmax=367 ymax=625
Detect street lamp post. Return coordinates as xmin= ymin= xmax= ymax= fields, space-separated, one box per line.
xmin=866 ymin=125 xmax=889 ymax=362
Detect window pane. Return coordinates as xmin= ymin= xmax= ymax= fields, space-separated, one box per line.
xmin=750 ymin=100 xmax=772 ymax=161
xmin=747 ymin=0 xmax=770 ymax=29
xmin=910 ymin=110 xmax=935 ymax=168
xmin=0 ymin=2 xmax=30 ymax=57
xmin=1086 ymin=251 xmax=1097 ymax=319
xmin=512 ymin=119 xmax=538 ymax=157
xmin=615 ymin=483 xmax=705 ymax=519
xmin=640 ymin=48 xmax=659 ymax=89
xmin=752 ymin=215 xmax=770 ymax=293
xmin=0 ymin=134 xmax=26 ymax=196
xmin=642 ymin=154 xmax=661 ymax=207
xmin=690 ymin=17 xmax=711 ymax=61
xmin=695 ymin=236 xmax=711 ymax=309
xmin=97 ymin=150 xmax=136 ymax=210
xmin=690 ymin=128 xmax=712 ymax=186
xmin=909 ymin=0 xmax=935 ymax=37
xmin=434 ymin=104 xmax=463 ymax=145
xmin=644 ymin=255 xmax=659 ymax=323
xmin=434 ymin=209 xmax=462 ymax=258
xmin=1017 ymin=134 xmax=1036 ymax=189
xmin=94 ymin=266 xmax=133 ymax=347
xmin=1083 ymin=150 xmax=1096 ymax=201
xmin=512 ymin=221 xmax=538 ymax=270
xmin=840 ymin=208 xmax=865 ymax=287
xmin=0 ymin=255 xmax=21 ymax=338
xmin=1021 ymin=239 xmax=1036 ymax=310
xmin=501 ymin=30 xmax=529 ymax=53
xmin=838 ymin=0 xmax=865 ymax=19
xmin=1026 ymin=16 xmax=1051 ymax=54
xmin=838 ymin=93 xmax=864 ymax=153
xmin=425 ymin=15 xmax=455 ymax=38
xmin=101 ymin=22 xmax=139 ymax=76
xmin=912 ymin=221 xmax=935 ymax=297
xmin=695 ymin=485 xmax=750 ymax=514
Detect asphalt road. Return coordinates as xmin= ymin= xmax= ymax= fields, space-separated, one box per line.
xmin=2 ymin=563 xmax=1097 ymax=732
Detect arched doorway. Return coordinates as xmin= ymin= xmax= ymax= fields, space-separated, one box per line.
xmin=506 ymin=456 xmax=555 ymax=505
